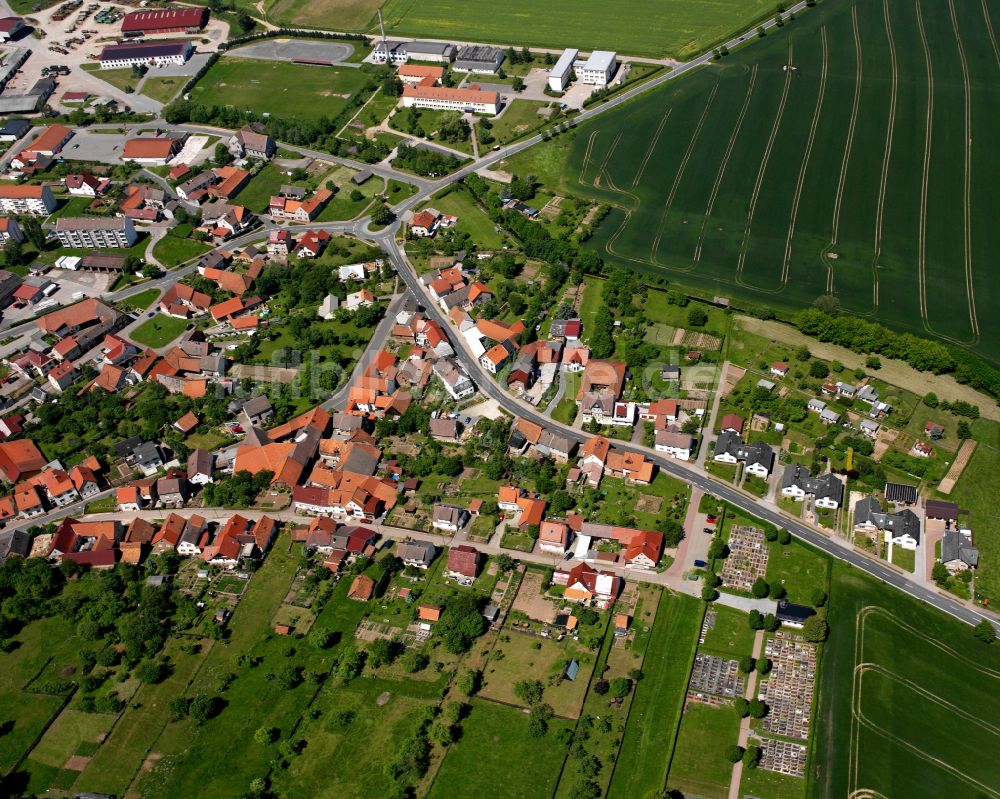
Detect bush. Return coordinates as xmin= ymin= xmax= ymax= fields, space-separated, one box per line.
xmin=738 ymin=656 xmax=755 ymax=674
xmin=751 ymin=578 xmax=770 ymax=599
xmin=974 ymin=619 xmax=997 ymax=644
xmin=748 ymin=699 xmax=768 ymax=718
xmin=727 ymin=745 xmax=746 ymax=763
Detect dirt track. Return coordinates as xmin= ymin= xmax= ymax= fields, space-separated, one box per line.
xmin=736 ymin=316 xmax=1000 ymax=422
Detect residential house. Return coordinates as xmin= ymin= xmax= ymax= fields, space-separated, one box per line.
xmin=539 ymin=519 xmax=572 ymax=554
xmin=552 ymin=562 xmax=621 ymax=609
xmin=780 ymin=464 xmax=845 ymax=509
xmin=397 ymin=539 xmax=437 ymax=569
xmin=713 ymin=430 xmax=774 ymax=478
xmin=348 ymin=574 xmax=375 ymax=601
xmin=187 ymin=448 xmax=214 ymax=485
xmin=228 ymin=126 xmax=275 ymax=160
xmin=654 ymin=429 xmax=693 ymax=461
xmin=156 ymin=476 xmax=187 ymax=507
xmin=446 ymin=544 xmax=479 ymax=585
xmin=941 ymin=528 xmax=979 ymax=573
xmin=853 ymin=496 xmax=921 ymax=550
xmin=432 ymin=503 xmax=469 ymax=532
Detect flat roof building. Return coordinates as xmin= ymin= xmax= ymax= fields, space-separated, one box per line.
xmin=55 ymin=217 xmax=137 ymax=249
xmin=577 ymin=50 xmax=617 ymax=86
xmin=548 ymin=48 xmax=578 ymax=92
xmin=453 ymin=45 xmax=505 ymax=74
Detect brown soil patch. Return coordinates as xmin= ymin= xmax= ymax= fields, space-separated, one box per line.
xmin=64 ymin=755 xmax=90 ymax=771
xmin=635 ymin=494 xmax=662 ymax=515
xmin=511 ymin=571 xmax=557 ymax=623
xmin=938 ymin=438 xmax=977 ymax=494
xmin=140 ymin=752 xmax=162 ymax=772
xmin=722 ymin=364 xmax=746 ymax=395
xmin=376 ymin=691 xmax=392 ymax=706
xmin=60 ymin=665 xmax=76 ymax=678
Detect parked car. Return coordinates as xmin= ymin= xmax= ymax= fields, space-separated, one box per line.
xmin=703 ymin=527 xmax=714 ymax=534
xmin=693 ymin=559 xmax=708 ymax=568
xmin=706 ymin=515 xmax=717 ymax=523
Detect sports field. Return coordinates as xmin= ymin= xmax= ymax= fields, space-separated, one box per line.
xmin=189 ymin=58 xmax=372 ymax=121
xmin=813 ymin=561 xmax=1000 ymax=798
xmin=566 ymin=0 xmax=1000 ymax=364
xmin=377 ymin=0 xmax=775 ymax=58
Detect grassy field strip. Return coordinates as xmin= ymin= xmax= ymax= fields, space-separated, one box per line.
xmin=72 ymin=639 xmax=215 ymax=796
xmin=606 ymin=592 xmax=703 ymax=799
xmin=694 ymin=65 xmax=757 ymax=263
xmin=734 ymin=42 xmax=793 ymax=289
xmin=781 ymin=27 xmax=828 ymax=284
xmin=650 ymin=83 xmax=717 ymax=262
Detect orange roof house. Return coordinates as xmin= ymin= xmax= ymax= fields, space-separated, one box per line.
xmin=581 ymin=435 xmax=611 ymax=465
xmin=348 ymin=574 xmax=375 ymax=601
xmin=122 ymin=137 xmax=178 ymax=162
xmin=173 ymin=411 xmax=199 ymax=434
xmin=0 ymin=439 xmax=46 ymax=483
xmin=578 ymin=360 xmax=627 ymax=400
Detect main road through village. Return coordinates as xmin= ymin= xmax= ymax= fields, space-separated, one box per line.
xmin=12 ymin=0 xmax=999 ymax=631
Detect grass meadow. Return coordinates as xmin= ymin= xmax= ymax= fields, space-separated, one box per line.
xmin=606 ymin=592 xmax=703 ymax=799
xmin=812 ymin=560 xmax=1000 ymax=798
xmin=428 ymin=699 xmax=572 ymax=799
xmin=559 ymin=0 xmax=1000 ymax=364
xmin=378 ymin=0 xmax=775 ymax=58
xmin=189 ymin=58 xmax=372 ymax=121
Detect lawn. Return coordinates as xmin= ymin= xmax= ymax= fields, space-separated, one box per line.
xmin=607 ymin=592 xmax=702 ymax=799
xmin=700 ymin=605 xmax=755 ymax=659
xmin=479 ymin=630 xmax=599 ymax=718
xmin=423 ymin=186 xmax=503 ymax=248
xmin=811 ymin=559 xmax=1000 ymax=798
xmin=379 ymin=0 xmax=775 ymax=58
xmin=428 ymin=699 xmax=572 ymax=799
xmin=234 ymin=163 xmax=297 ymax=213
xmin=119 ymin=288 xmax=161 ymax=312
xmin=891 ymin=545 xmax=916 ymax=573
xmin=551 ymin=0 xmax=1000 ymax=365
xmin=551 ymin=370 xmax=580 ymax=425
xmin=667 ymin=703 xmax=741 ymax=798
xmin=82 ymin=63 xmax=138 ymax=93
xmin=315 ymin=170 xmax=384 ymax=221
xmin=129 ymin=314 xmax=190 ymax=348
xmin=950 ymin=440 xmax=1000 ymax=602
xmin=189 ymin=58 xmax=373 ymax=121
xmin=390 ymin=107 xmax=474 ymax=155
xmin=83 ymin=495 xmax=116 ymax=513
xmin=151 ymin=232 xmax=210 ymax=267
xmin=765 ymin=539 xmax=829 ymax=605
xmin=491 ymin=100 xmax=552 ymax=145
xmin=739 ymin=765 xmax=805 ymax=799
xmin=139 ymin=76 xmax=183 ymax=104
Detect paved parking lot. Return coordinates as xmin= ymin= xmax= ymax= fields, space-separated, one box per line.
xmin=226 ymin=39 xmax=356 ymax=64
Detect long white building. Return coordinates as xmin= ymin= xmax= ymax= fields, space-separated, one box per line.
xmin=99 ymin=40 xmax=192 ymax=70
xmin=548 ymin=48 xmax=579 ymax=92
xmin=401 ymin=81 xmax=499 ymax=115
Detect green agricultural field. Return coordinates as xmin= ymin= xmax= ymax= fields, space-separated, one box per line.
xmin=949 ymin=437 xmax=1000 ymax=601
xmin=260 ymin=0 xmax=381 ymax=30
xmin=189 ymin=58 xmax=373 ymax=121
xmin=379 ymin=0 xmax=775 ymax=58
xmin=556 ymin=0 xmax=1000 ymax=365
xmin=607 ymin=592 xmax=702 ymax=799
xmin=428 ymin=699 xmax=572 ymax=799
xmin=812 ymin=560 xmax=1000 ymax=798
xmin=130 ymin=314 xmax=190 ymax=348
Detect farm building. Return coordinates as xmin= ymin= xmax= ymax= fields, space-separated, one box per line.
xmin=121 ymin=7 xmax=209 ymax=34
